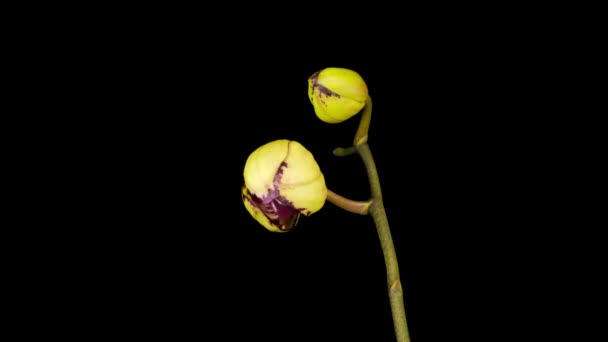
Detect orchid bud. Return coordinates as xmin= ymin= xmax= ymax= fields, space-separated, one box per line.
xmin=308 ymin=67 xmax=369 ymax=123
xmin=242 ymin=139 xmax=327 ymax=232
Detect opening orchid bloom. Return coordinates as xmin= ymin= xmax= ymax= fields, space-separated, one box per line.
xmin=242 ymin=140 xmax=327 ymax=232
xmin=308 ymin=67 xmax=369 ymax=123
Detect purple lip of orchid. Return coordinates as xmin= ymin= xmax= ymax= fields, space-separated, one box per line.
xmin=242 ymin=162 xmax=303 ymax=231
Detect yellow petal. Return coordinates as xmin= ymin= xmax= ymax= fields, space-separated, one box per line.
xmin=279 ymin=141 xmax=326 ymax=213
xmin=279 ymin=175 xmax=326 ymax=215
xmin=312 ymin=93 xmax=365 ymax=123
xmin=243 ymin=139 xmax=289 ymax=197
xmin=317 ymin=68 xmax=368 ymax=102
xmin=280 ymin=141 xmax=322 ymax=185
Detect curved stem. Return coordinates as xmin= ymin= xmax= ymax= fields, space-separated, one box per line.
xmin=331 ymin=94 xmax=410 ymax=340
xmin=357 ymin=143 xmax=410 ymax=342
xmin=354 ymin=96 xmax=373 ymax=146
xmin=326 ymin=189 xmax=371 ymax=215
xmin=334 ymin=96 xmax=372 ymax=156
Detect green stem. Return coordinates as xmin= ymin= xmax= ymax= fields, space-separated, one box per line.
xmin=332 ymin=146 xmax=357 ymax=157
xmin=354 ymin=96 xmax=373 ymax=146
xmin=356 ymin=143 xmax=410 ymax=342
xmin=354 ymin=95 xmax=410 ymax=342
xmin=326 ymin=189 xmax=371 ymax=215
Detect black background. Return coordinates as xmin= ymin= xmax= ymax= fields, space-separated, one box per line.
xmin=28 ymin=22 xmax=545 ymax=341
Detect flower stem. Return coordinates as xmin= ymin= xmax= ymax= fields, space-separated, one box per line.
xmin=354 ymin=96 xmax=373 ymax=146
xmin=354 ymin=96 xmax=411 ymax=342
xmin=356 ymin=143 xmax=410 ymax=342
xmin=326 ymin=189 xmax=371 ymax=215
xmin=332 ymin=146 xmax=357 ymax=157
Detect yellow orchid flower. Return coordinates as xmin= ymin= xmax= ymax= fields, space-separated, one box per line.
xmin=242 ymin=139 xmax=327 ymax=232
xmin=308 ymin=67 xmax=369 ymax=123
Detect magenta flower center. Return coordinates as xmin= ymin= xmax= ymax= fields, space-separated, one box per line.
xmin=242 ymin=162 xmax=303 ymax=231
